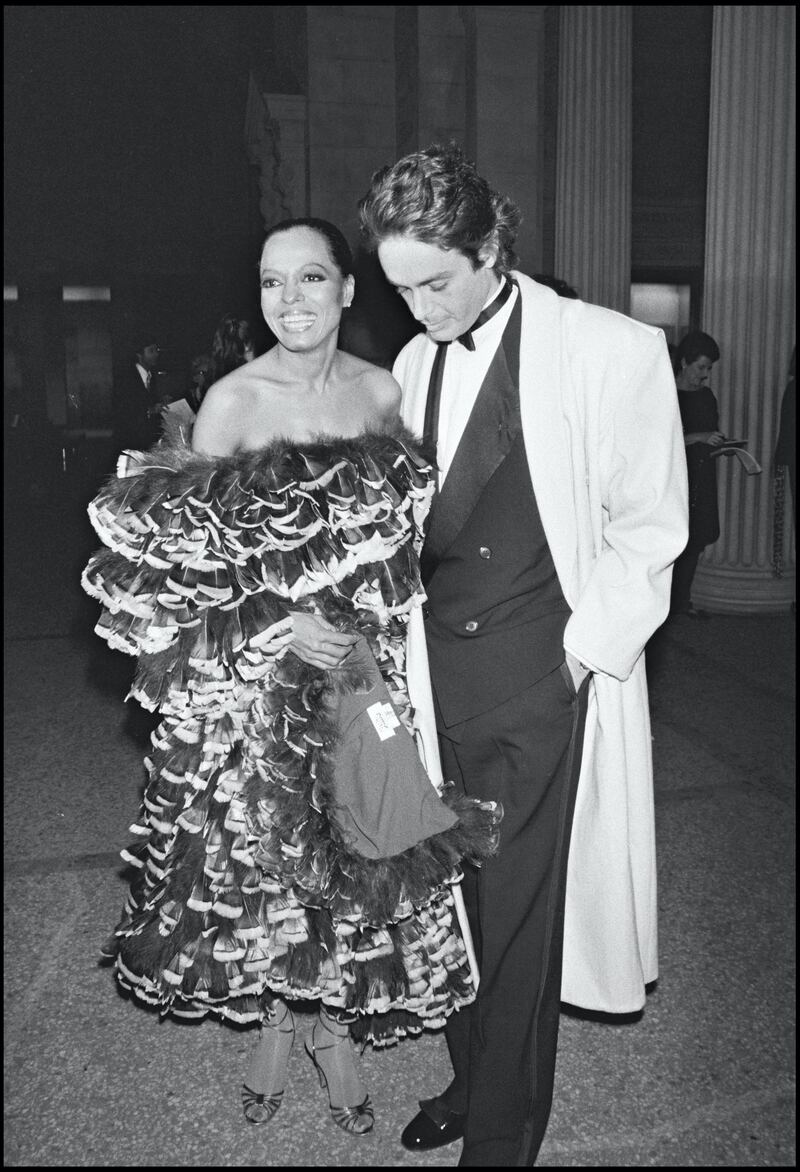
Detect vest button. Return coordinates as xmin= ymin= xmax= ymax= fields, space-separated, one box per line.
xmin=465 ymin=620 xmax=479 ymax=633
xmin=479 ymin=546 xmax=492 ymax=559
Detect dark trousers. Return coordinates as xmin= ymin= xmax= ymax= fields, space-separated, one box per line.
xmin=670 ymin=543 xmax=705 ymax=613
xmin=435 ymin=663 xmax=590 ymax=1166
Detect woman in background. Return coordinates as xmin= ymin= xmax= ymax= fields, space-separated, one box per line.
xmin=670 ymin=330 xmax=724 ymax=619
xmin=211 ymin=312 xmax=256 ymax=382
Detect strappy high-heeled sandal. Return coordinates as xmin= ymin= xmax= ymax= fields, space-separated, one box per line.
xmin=304 ymin=1013 xmax=374 ymax=1135
xmin=241 ymin=1001 xmax=296 ymax=1124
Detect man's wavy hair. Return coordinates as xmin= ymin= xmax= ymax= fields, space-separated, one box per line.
xmin=358 ymin=143 xmax=521 ymax=275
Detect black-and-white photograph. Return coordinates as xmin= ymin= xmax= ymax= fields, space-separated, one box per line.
xmin=4 ymin=6 xmax=795 ymax=1167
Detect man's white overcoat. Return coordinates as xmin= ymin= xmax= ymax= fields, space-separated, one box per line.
xmin=398 ymin=273 xmax=689 ymax=1013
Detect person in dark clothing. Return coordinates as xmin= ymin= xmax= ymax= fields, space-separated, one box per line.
xmin=774 ymin=346 xmax=796 ymax=517
xmin=113 ymin=333 xmax=165 ymax=452
xmin=210 ymin=313 xmax=256 ymax=382
xmin=670 ymin=330 xmax=724 ymax=619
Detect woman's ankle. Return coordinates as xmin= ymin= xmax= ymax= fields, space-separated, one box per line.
xmin=311 ymin=1011 xmax=365 ymax=1105
xmin=245 ymin=999 xmax=295 ymax=1094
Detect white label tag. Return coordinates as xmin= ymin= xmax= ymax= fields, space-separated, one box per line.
xmin=366 ymin=701 xmax=401 ymax=741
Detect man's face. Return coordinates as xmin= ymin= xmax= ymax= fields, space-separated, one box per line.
xmin=377 ymin=236 xmax=499 ymax=342
xmin=138 ymin=344 xmax=160 ymax=371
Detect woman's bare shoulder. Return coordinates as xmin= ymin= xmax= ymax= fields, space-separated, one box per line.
xmin=192 ymin=360 xmax=277 ymax=455
xmin=339 ymin=351 xmax=401 ymax=414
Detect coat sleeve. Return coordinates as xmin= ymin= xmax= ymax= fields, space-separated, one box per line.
xmin=563 ymin=329 xmax=689 ymax=680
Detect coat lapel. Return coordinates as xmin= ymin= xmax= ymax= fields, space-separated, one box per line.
xmin=514 ymin=271 xmax=579 ymax=605
xmin=421 ymin=297 xmax=522 ymax=580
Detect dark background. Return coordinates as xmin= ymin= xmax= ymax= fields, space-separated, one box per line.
xmin=5 ymin=5 xmax=712 ymax=359
xmin=4 ymin=5 xmax=309 ymax=367
xmin=4 ymin=2 xmax=714 ymax=487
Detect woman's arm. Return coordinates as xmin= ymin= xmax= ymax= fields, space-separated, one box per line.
xmin=364 ymin=367 xmax=402 ymax=430
xmin=684 ymin=430 xmax=725 ymax=446
xmin=191 ymin=381 xmax=244 ymax=456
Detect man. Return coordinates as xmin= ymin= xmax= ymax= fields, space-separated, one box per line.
xmin=358 ymin=144 xmax=688 ymax=1166
xmin=113 ymin=333 xmax=164 ymax=451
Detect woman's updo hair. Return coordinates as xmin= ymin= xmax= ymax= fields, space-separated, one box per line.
xmin=261 ymin=217 xmax=354 ymax=278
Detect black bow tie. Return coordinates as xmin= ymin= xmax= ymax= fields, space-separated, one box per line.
xmin=456 ymin=278 xmax=514 ymax=350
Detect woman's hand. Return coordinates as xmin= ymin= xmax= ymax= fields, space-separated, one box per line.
xmin=685 ymin=431 xmax=725 ymax=446
xmin=287 ymin=612 xmax=359 ymax=669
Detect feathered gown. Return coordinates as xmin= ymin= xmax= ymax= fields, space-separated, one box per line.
xmin=82 ymin=426 xmax=500 ymax=1043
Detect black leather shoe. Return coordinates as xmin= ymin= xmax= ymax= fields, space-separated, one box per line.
xmin=400 ymin=1097 xmax=466 ymax=1151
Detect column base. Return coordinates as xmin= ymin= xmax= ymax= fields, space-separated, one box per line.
xmin=692 ymin=562 xmax=796 ymax=614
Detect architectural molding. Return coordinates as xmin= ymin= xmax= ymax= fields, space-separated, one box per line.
xmin=244 ymin=73 xmax=308 ymax=229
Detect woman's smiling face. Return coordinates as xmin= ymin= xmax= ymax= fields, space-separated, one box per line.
xmin=259 ymin=225 xmax=354 ymax=351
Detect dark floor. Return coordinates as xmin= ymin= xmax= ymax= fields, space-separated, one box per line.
xmin=3 ymin=474 xmax=796 ymax=1167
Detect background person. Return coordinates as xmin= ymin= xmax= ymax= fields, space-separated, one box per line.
xmin=670 ymin=330 xmax=724 ymax=619
xmin=113 ymin=332 xmax=165 ymax=452
xmin=774 ymin=345 xmax=796 ymax=518
xmin=210 ymin=312 xmax=256 ymax=383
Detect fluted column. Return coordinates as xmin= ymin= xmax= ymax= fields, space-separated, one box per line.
xmin=693 ymin=5 xmax=795 ymax=613
xmin=554 ymin=6 xmax=632 ymax=312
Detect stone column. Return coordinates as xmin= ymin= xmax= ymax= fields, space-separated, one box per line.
xmin=554 ymin=6 xmax=632 ymax=312
xmin=693 ymin=5 xmax=795 ymax=613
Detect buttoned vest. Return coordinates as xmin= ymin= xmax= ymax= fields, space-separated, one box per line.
xmin=422 ymin=297 xmax=570 ymax=727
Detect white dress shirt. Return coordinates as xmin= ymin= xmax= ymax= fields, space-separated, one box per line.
xmin=436 ymin=280 xmax=518 ymax=486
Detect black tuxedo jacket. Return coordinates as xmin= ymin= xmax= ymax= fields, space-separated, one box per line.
xmin=113 ymin=365 xmax=163 ymax=451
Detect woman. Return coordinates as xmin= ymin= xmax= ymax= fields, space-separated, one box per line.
xmin=211 ymin=312 xmax=256 ymax=382
xmin=82 ymin=218 xmax=498 ymax=1136
xmin=774 ymin=346 xmax=796 ymax=518
xmin=670 ymin=330 xmax=724 ymax=619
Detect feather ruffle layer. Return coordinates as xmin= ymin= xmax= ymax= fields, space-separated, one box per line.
xmin=83 ymin=429 xmax=500 ymax=1040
